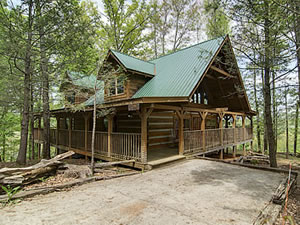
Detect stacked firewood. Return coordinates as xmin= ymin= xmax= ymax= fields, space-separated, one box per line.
xmin=237 ymin=151 xmax=270 ymax=164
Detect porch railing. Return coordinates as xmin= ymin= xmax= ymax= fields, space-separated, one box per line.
xmin=111 ymin=132 xmax=142 ymax=162
xmin=183 ymin=127 xmax=253 ymax=154
xmin=87 ymin=131 xmax=108 ymax=155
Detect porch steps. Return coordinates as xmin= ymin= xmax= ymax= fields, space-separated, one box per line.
xmin=147 ymin=155 xmax=186 ymax=168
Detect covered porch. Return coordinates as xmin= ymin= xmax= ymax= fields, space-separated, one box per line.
xmin=33 ymin=103 xmax=254 ymax=169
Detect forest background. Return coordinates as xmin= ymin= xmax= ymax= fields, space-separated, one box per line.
xmin=0 ymin=0 xmax=299 ymax=168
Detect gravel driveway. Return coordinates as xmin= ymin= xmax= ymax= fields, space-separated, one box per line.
xmin=0 ymin=159 xmax=284 ymax=225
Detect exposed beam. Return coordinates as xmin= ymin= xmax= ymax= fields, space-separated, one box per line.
xmin=205 ymin=74 xmax=217 ymax=80
xmin=210 ymin=66 xmax=236 ymax=79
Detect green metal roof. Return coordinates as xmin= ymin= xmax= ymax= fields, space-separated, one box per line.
xmin=83 ymin=90 xmax=104 ymax=106
xmin=132 ymin=36 xmax=226 ymax=98
xmin=110 ymin=50 xmax=155 ymax=76
xmin=67 ymin=71 xmax=102 ymax=89
xmin=67 ymin=71 xmax=105 ymax=107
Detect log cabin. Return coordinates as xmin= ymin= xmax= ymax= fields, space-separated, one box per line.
xmin=34 ymin=35 xmax=255 ymax=169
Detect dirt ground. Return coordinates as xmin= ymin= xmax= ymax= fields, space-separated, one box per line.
xmin=0 ymin=159 xmax=285 ymax=225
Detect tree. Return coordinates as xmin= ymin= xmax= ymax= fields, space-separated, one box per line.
xmin=203 ymin=0 xmax=230 ymax=38
xmin=100 ymin=0 xmax=152 ymax=56
xmin=226 ymin=0 xmax=293 ymax=167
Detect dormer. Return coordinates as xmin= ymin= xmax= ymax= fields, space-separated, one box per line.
xmin=61 ymin=71 xmax=101 ymax=105
xmin=103 ymin=50 xmax=155 ymax=102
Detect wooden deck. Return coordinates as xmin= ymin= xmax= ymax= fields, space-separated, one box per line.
xmin=34 ymin=127 xmax=252 ymax=169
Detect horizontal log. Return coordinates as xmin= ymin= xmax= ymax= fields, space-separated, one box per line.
xmin=94 ymin=160 xmax=135 ymax=168
xmin=0 ymin=151 xmax=75 ymax=188
xmin=148 ymin=130 xmax=171 ymax=137
xmin=0 ymin=172 xmax=140 ymax=203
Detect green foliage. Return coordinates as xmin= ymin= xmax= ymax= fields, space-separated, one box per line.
xmin=100 ymin=0 xmax=152 ymax=56
xmin=1 ymin=185 xmax=21 ymax=205
xmin=204 ymin=0 xmax=230 ymax=38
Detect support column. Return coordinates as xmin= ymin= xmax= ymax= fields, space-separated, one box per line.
xmin=225 ymin=116 xmax=229 ymax=154
xmin=219 ymin=113 xmax=224 ymax=159
xmin=56 ymin=117 xmax=60 ymax=155
xmin=140 ymin=106 xmax=153 ymax=164
xmin=84 ymin=114 xmax=90 ymax=160
xmin=68 ymin=117 xmax=72 ymax=159
xmin=242 ymin=115 xmax=246 ymax=156
xmin=176 ymin=110 xmax=184 ymax=155
xmin=232 ymin=115 xmax=237 ymax=158
xmin=200 ymin=112 xmax=208 ymax=152
xmin=250 ymin=116 xmax=254 ymax=151
xmin=107 ymin=114 xmax=114 ymax=158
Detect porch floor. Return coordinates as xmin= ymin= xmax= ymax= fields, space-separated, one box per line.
xmin=147 ymin=147 xmax=185 ymax=167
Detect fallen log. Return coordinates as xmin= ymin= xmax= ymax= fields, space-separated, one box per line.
xmin=0 ymin=151 xmax=74 ymax=189
xmin=0 ymin=171 xmax=140 ymax=203
xmin=253 ymin=201 xmax=282 ymax=225
xmin=272 ymin=177 xmax=297 ymax=205
xmin=94 ymin=160 xmax=135 ymax=168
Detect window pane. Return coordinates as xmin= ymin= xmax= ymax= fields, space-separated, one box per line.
xmin=117 ymin=79 xmax=124 ymax=94
xmin=110 ymin=79 xmax=116 ymax=95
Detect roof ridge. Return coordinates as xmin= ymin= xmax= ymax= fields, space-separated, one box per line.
xmin=110 ymin=49 xmax=156 ymax=65
xmin=149 ymin=36 xmax=226 ymax=62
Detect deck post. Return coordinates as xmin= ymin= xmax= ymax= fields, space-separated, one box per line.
xmin=68 ymin=117 xmax=72 ymax=158
xmin=219 ymin=113 xmax=224 ymax=159
xmin=200 ymin=112 xmax=208 ymax=152
xmin=38 ymin=118 xmax=41 ymax=159
xmin=250 ymin=116 xmax=254 ymax=150
xmin=140 ymin=106 xmax=153 ymax=164
xmin=176 ymin=110 xmax=184 ymax=155
xmin=107 ymin=114 xmax=114 ymax=158
xmin=84 ymin=114 xmax=90 ymax=160
xmin=56 ymin=116 xmax=60 ymax=155
xmin=232 ymin=115 xmax=237 ymax=158
xmin=225 ymin=116 xmax=229 ymax=154
xmin=242 ymin=115 xmax=246 ymax=156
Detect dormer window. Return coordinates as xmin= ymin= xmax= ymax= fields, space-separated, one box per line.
xmin=110 ymin=77 xmax=125 ymax=96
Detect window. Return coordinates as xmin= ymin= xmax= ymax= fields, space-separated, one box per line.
xmin=109 ymin=77 xmax=125 ymax=96
xmin=67 ymin=92 xmax=75 ymax=104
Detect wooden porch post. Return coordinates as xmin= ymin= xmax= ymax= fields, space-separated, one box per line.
xmin=84 ymin=114 xmax=91 ymax=160
xmin=107 ymin=114 xmax=114 ymax=158
xmin=225 ymin=116 xmax=229 ymax=154
xmin=219 ymin=113 xmax=224 ymax=159
xmin=140 ymin=106 xmax=153 ymax=164
xmin=38 ymin=118 xmax=41 ymax=159
xmin=68 ymin=117 xmax=72 ymax=159
xmin=200 ymin=112 xmax=208 ymax=152
xmin=232 ymin=115 xmax=237 ymax=158
xmin=176 ymin=110 xmax=184 ymax=155
xmin=56 ymin=116 xmax=60 ymax=155
xmin=242 ymin=115 xmax=246 ymax=156
xmin=250 ymin=116 xmax=254 ymax=150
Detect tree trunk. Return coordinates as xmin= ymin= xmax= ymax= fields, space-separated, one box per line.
xmin=254 ymin=69 xmax=262 ymax=152
xmin=16 ymin=0 xmax=33 ymax=165
xmin=261 ymin=69 xmax=268 ymax=154
xmin=272 ymin=71 xmax=277 ymax=152
xmin=294 ymin=104 xmax=299 ymax=155
xmin=38 ymin=0 xmax=50 ymax=159
xmin=263 ymin=0 xmax=277 ymax=167
xmin=293 ymin=0 xmax=300 ymax=155
xmin=285 ymin=88 xmax=289 ymax=159
xmin=90 ymin=86 xmax=97 ymax=176
xmin=29 ymin=79 xmax=35 ymax=160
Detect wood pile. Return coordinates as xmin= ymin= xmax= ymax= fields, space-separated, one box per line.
xmin=272 ymin=176 xmax=297 ymax=205
xmin=237 ymin=151 xmax=270 ymax=164
xmin=0 ymin=151 xmax=74 ymax=192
